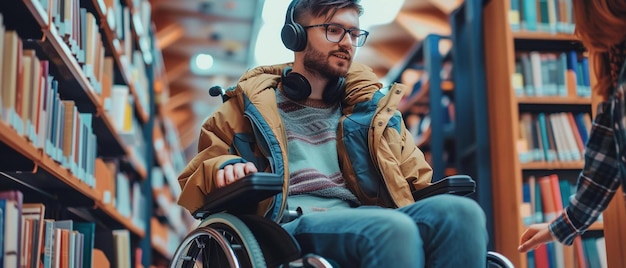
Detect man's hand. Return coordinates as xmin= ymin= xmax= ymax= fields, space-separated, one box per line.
xmin=215 ymin=162 xmax=258 ymax=188
xmin=518 ymin=223 xmax=555 ymax=252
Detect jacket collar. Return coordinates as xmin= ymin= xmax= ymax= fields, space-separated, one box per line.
xmin=232 ymin=62 xmax=383 ymax=107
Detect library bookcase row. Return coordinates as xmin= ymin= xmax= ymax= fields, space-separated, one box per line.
xmin=484 ymin=0 xmax=625 ymax=267
xmin=0 ymin=0 xmax=193 ymax=267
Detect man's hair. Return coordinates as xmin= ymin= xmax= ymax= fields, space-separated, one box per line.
xmin=293 ymin=0 xmax=363 ymax=25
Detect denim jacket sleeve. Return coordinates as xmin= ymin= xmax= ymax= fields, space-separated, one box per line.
xmin=549 ymin=101 xmax=621 ymax=245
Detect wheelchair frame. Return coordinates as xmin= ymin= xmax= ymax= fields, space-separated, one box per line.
xmin=170 ymin=172 xmax=513 ymax=268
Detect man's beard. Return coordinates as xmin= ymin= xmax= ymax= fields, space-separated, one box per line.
xmin=303 ymin=46 xmax=350 ymax=78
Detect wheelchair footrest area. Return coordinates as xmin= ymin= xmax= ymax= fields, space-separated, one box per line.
xmin=193 ymin=172 xmax=283 ymax=219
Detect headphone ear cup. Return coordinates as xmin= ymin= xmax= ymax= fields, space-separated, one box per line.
xmin=322 ymin=77 xmax=346 ymax=104
xmin=281 ymin=23 xmax=306 ymax=52
xmin=282 ymin=68 xmax=311 ymax=101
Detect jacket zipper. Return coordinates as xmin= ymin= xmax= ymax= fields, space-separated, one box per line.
xmin=368 ymin=83 xmax=401 ymax=207
xmin=244 ymin=112 xmax=286 ymax=222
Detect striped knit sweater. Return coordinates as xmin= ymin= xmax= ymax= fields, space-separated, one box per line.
xmin=276 ymin=90 xmax=359 ymax=204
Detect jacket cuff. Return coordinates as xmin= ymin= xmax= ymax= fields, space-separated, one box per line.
xmin=549 ymin=212 xmax=577 ymax=246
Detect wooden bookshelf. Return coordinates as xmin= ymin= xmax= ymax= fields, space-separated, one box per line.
xmin=516 ymin=96 xmax=591 ymax=105
xmin=0 ymin=120 xmax=41 ymax=164
xmin=16 ymin=0 xmax=150 ymax=180
xmin=0 ymin=120 xmax=146 ymax=238
xmin=96 ymin=201 xmax=145 ymax=237
xmin=512 ymin=31 xmax=578 ymax=41
xmin=483 ymin=0 xmax=604 ymax=267
xmin=89 ymin=0 xmax=150 ymax=125
xmin=521 ymin=161 xmax=584 ymax=170
xmin=1 ymin=0 xmax=174 ymax=266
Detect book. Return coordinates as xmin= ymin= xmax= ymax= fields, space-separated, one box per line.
xmin=2 ymin=198 xmax=20 ymax=268
xmin=0 ymin=190 xmax=23 ymax=267
xmin=42 ymin=219 xmax=54 ymax=268
xmin=74 ymin=222 xmax=95 ymax=268
xmin=22 ymin=203 xmax=46 ymax=268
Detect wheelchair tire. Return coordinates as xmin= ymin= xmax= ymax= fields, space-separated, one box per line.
xmin=170 ymin=213 xmax=266 ymax=268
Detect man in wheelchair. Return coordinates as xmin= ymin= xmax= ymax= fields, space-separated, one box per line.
xmin=177 ymin=0 xmax=488 ymax=267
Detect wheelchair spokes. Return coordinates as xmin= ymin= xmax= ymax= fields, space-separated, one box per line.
xmin=170 ymin=213 xmax=267 ymax=268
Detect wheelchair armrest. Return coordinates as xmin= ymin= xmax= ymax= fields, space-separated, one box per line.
xmin=192 ymin=172 xmax=283 ymax=219
xmin=411 ymin=175 xmax=476 ymax=201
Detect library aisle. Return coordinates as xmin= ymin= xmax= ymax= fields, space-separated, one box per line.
xmin=1 ymin=0 xmax=625 ymax=267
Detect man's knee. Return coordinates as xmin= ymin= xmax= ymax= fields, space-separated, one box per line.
xmin=422 ymin=195 xmax=486 ymax=228
xmin=365 ymin=209 xmax=420 ymax=240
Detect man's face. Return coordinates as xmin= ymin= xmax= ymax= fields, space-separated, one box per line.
xmin=302 ymin=8 xmax=360 ymax=78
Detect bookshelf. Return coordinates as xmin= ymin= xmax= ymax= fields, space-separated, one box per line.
xmin=0 ymin=0 xmax=189 ymax=266
xmin=483 ymin=0 xmax=611 ymax=267
xmin=387 ymin=34 xmax=456 ymax=181
xmin=386 ymin=0 xmax=498 ymax=250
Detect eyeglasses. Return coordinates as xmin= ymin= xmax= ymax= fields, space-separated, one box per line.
xmin=303 ymin=23 xmax=369 ymax=47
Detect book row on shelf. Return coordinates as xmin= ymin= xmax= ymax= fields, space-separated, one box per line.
xmin=509 ymin=0 xmax=575 ymax=34
xmin=0 ymin=190 xmax=134 ymax=267
xmin=517 ymin=111 xmax=592 ymax=165
xmin=0 ymin=0 xmax=196 ymax=266
xmin=521 ymin=173 xmax=606 ymax=268
xmin=528 ymin=236 xmax=606 ymax=268
xmin=482 ymin=0 xmax=624 ymax=267
xmin=513 ymin=50 xmax=591 ymax=98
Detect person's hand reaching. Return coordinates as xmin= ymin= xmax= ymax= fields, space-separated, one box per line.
xmin=215 ymin=162 xmax=258 ymax=188
xmin=518 ymin=223 xmax=556 ymax=252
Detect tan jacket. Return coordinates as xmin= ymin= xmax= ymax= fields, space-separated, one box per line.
xmin=177 ymin=62 xmax=433 ymax=221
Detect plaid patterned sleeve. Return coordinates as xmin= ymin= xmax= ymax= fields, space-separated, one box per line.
xmin=549 ymin=101 xmax=621 ymax=245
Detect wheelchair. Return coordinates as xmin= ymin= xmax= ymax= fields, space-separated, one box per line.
xmin=169 ymin=172 xmax=514 ymax=268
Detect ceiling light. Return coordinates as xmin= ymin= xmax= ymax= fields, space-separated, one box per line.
xmin=194 ymin=53 xmax=214 ymax=70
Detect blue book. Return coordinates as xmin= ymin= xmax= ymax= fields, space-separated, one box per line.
xmin=574 ymin=113 xmax=589 ymax=145
xmin=581 ymin=57 xmax=591 ymax=96
xmin=42 ymin=219 xmax=54 ymax=268
xmin=534 ymin=182 xmax=544 ymax=223
xmin=537 ymin=113 xmax=556 ymax=162
xmin=522 ymin=0 xmax=538 ymax=31
xmin=583 ymin=237 xmax=602 ymax=267
xmin=546 ymin=242 xmax=557 ymax=268
xmin=510 ymin=0 xmax=521 ymax=31
xmin=527 ymin=250 xmax=536 ymax=268
xmin=74 ymin=222 xmax=96 ymax=268
xmin=0 ymin=199 xmax=5 ymax=266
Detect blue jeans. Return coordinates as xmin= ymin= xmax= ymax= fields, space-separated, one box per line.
xmin=281 ymin=194 xmax=488 ymax=267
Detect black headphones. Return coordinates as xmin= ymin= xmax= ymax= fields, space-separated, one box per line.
xmin=281 ymin=67 xmax=345 ymax=104
xmin=281 ymin=0 xmax=307 ymax=52
xmin=279 ymin=0 xmax=346 ymax=104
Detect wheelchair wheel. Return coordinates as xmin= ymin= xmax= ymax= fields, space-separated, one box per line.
xmin=170 ymin=213 xmax=266 ymax=268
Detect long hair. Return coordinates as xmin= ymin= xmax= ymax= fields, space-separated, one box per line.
xmin=573 ymin=0 xmax=626 ymax=99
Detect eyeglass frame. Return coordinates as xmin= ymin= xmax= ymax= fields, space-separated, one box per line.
xmin=302 ymin=23 xmax=370 ymax=47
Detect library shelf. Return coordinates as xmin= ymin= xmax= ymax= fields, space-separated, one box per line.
xmin=95 ymin=201 xmax=145 ymax=237
xmin=512 ymin=31 xmax=578 ymax=42
xmin=482 ymin=0 xmax=601 ymax=266
xmin=588 ymin=221 xmax=604 ymax=232
xmin=90 ymin=0 xmax=151 ymax=125
xmin=0 ymin=123 xmax=145 ymax=237
xmin=516 ymin=97 xmax=592 ymax=105
xmin=520 ymin=161 xmax=585 ymax=171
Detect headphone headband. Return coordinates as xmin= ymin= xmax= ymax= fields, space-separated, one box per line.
xmin=285 ymin=0 xmax=298 ymax=26
xmin=281 ymin=0 xmax=307 ymax=51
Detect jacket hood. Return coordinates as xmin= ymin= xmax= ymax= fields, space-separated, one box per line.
xmin=231 ymin=62 xmax=383 ymax=107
